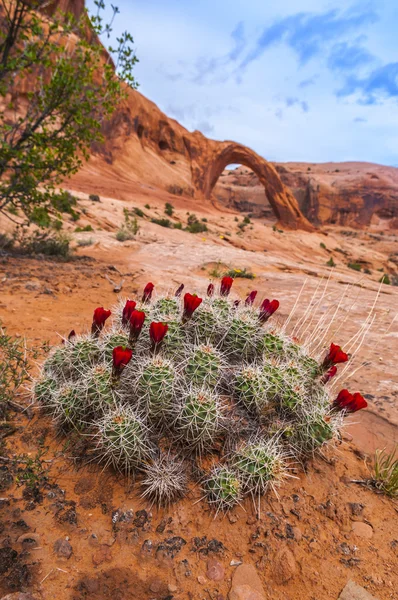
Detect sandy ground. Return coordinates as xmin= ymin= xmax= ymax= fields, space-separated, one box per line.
xmin=0 ymin=185 xmax=397 ymax=599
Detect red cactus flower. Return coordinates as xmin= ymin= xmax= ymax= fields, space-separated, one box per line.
xmin=333 ymin=389 xmax=367 ymax=413
xmin=122 ymin=300 xmax=137 ymax=326
xmin=175 ymin=284 xmax=184 ymax=297
xmin=207 ymin=283 xmax=215 ymax=297
xmin=245 ymin=290 xmax=258 ymax=306
xmin=68 ymin=330 xmax=76 ymax=342
xmin=321 ymin=365 xmax=337 ymax=384
xmin=91 ymin=307 xmax=111 ymax=337
xmin=183 ymin=293 xmax=202 ymax=320
xmin=142 ymin=282 xmax=154 ymax=303
xmin=259 ymin=299 xmax=280 ymax=323
xmin=322 ymin=343 xmax=348 ymax=369
xmin=220 ymin=276 xmax=233 ymax=297
xmin=149 ymin=321 xmax=168 ymax=346
xmin=112 ymin=346 xmax=133 ymax=377
xmin=129 ymin=310 xmax=146 ymax=342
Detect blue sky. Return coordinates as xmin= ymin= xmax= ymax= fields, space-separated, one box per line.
xmin=87 ymin=0 xmax=398 ymax=165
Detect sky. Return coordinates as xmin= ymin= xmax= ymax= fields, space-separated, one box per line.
xmin=87 ymin=0 xmax=398 ymax=165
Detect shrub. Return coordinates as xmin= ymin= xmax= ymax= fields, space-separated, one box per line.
xmin=77 ymin=238 xmax=94 ymax=247
xmin=348 ymin=262 xmax=362 ymax=272
xmin=145 ymin=204 xmax=150 ymax=209
xmin=224 ymin=268 xmax=255 ymax=279
xmin=16 ymin=230 xmax=71 ymax=257
xmin=116 ymin=208 xmax=139 ymax=241
xmin=165 ymin=203 xmax=174 ymax=217
xmin=133 ymin=207 xmax=145 ymax=217
xmin=320 ymin=242 xmax=327 ymax=250
xmin=243 ymin=216 xmax=251 ymax=225
xmin=75 ymin=225 xmax=94 ymax=232
xmin=89 ymin=194 xmax=101 ymax=202
xmin=151 ymin=218 xmax=172 ymax=228
xmin=379 ymin=274 xmax=391 ymax=285
xmin=34 ymin=279 xmax=365 ymax=511
xmin=326 ymin=257 xmax=336 ymax=267
xmin=186 ymin=214 xmax=208 ymax=234
xmin=0 ymin=325 xmax=30 ymax=418
xmin=173 ymin=222 xmax=183 ymax=230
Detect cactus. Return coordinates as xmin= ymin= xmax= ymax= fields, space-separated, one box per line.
xmin=94 ymin=405 xmax=153 ymax=474
xmin=34 ymin=278 xmax=365 ymax=510
xmin=175 ymin=389 xmax=223 ymax=453
xmin=232 ymin=439 xmax=288 ymax=497
xmin=141 ymin=453 xmax=187 ymax=506
xmin=185 ymin=344 xmax=222 ymax=388
xmin=135 ymin=356 xmax=176 ymax=422
xmin=204 ymin=465 xmax=242 ymax=512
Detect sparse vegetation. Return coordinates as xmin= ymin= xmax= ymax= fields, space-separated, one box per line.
xmin=320 ymin=242 xmax=327 ymax=250
xmin=151 ymin=218 xmax=172 ymax=228
xmin=75 ymin=225 xmax=94 ymax=233
xmin=133 ymin=207 xmax=145 ymax=218
xmin=89 ymin=194 xmax=101 ymax=202
xmin=165 ymin=203 xmax=174 ymax=217
xmin=243 ymin=216 xmax=251 ymax=225
xmin=326 ymin=257 xmax=336 ymax=267
xmin=77 ymin=238 xmax=94 ymax=247
xmin=371 ymin=447 xmax=398 ymax=497
xmin=145 ymin=204 xmax=151 ymax=209
xmin=0 ymin=325 xmax=30 ymax=418
xmin=379 ymin=274 xmax=391 ymax=285
xmin=348 ymin=262 xmax=362 ymax=272
xmin=15 ymin=229 xmax=71 ymax=257
xmin=224 ymin=267 xmax=255 ymax=279
xmin=186 ymin=214 xmax=208 ymax=234
xmin=116 ymin=209 xmax=139 ymax=241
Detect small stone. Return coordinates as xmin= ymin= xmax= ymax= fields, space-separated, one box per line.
xmin=16 ymin=533 xmax=40 ymax=548
xmin=197 ymin=575 xmax=207 ymax=585
xmin=206 ymin=559 xmax=225 ymax=582
xmin=338 ymin=579 xmax=380 ymax=600
xmin=292 ymin=527 xmax=302 ymax=542
xmin=228 ymin=564 xmax=266 ymax=600
xmin=272 ymin=546 xmax=297 ymax=584
xmin=351 ymin=522 xmax=373 ymax=539
xmin=349 ymin=503 xmax=364 ymax=517
xmin=54 ymin=538 xmax=73 ymax=559
xmin=92 ymin=544 xmax=112 ymax=566
xmin=246 ymin=516 xmax=257 ymax=525
xmin=149 ymin=578 xmax=167 ymax=594
xmin=230 ymin=560 xmax=243 ymax=567
xmin=168 ymin=584 xmax=178 ymax=593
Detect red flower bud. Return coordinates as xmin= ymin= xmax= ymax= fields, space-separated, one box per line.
xmin=233 ymin=300 xmax=240 ymax=308
xmin=142 ymin=282 xmax=154 ymax=303
xmin=322 ymin=343 xmax=348 ymax=369
xmin=122 ymin=300 xmax=137 ymax=326
xmin=259 ymin=299 xmax=279 ymax=323
xmin=112 ymin=345 xmax=133 ymax=377
xmin=207 ymin=283 xmax=215 ymax=297
xmin=129 ymin=310 xmax=145 ymax=343
xmin=220 ymin=276 xmax=233 ymax=297
xmin=149 ymin=321 xmax=168 ymax=346
xmin=91 ymin=307 xmax=111 ymax=337
xmin=321 ymin=365 xmax=337 ymax=384
xmin=175 ymin=284 xmax=184 ymax=297
xmin=333 ymin=389 xmax=367 ymax=413
xmin=183 ymin=293 xmax=202 ymax=320
xmin=68 ymin=330 xmax=76 ymax=342
xmin=245 ymin=290 xmax=258 ymax=306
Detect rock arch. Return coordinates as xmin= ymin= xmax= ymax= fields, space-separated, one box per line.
xmin=190 ymin=141 xmax=314 ymax=231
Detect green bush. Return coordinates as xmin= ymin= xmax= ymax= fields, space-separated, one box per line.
xmin=89 ymin=194 xmax=101 ymax=202
xmin=116 ymin=208 xmax=139 ymax=241
xmin=173 ymin=222 xmax=183 ymax=230
xmin=75 ymin=225 xmax=94 ymax=232
xmin=165 ymin=203 xmax=174 ymax=217
xmin=133 ymin=207 xmax=145 ymax=217
xmin=186 ymin=214 xmax=208 ymax=234
xmin=348 ymin=262 xmax=361 ymax=272
xmin=326 ymin=257 xmax=336 ymax=267
xmin=151 ymin=218 xmax=172 ymax=228
xmin=17 ymin=230 xmax=71 ymax=257
xmin=379 ymin=274 xmax=391 ymax=285
xmin=320 ymin=242 xmax=327 ymax=250
xmin=145 ymin=204 xmax=150 ymax=209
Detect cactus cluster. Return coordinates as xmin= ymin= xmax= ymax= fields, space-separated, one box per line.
xmin=33 ymin=277 xmax=367 ymax=512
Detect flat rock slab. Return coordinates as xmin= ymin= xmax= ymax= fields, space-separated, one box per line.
xmin=229 ymin=564 xmax=266 ymax=600
xmin=339 ymin=580 xmax=380 ymax=600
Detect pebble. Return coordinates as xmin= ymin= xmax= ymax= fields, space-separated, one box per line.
xmin=206 ymin=558 xmax=225 ymax=582
xmin=338 ymin=579 xmax=380 ymax=600
xmin=92 ymin=544 xmax=113 ymax=566
xmin=351 ymin=522 xmax=373 ymax=539
xmin=230 ymin=560 xmax=243 ymax=567
xmin=197 ymin=575 xmax=207 ymax=585
xmin=228 ymin=564 xmax=266 ymax=600
xmin=272 ymin=546 xmax=297 ymax=584
xmin=54 ymin=538 xmax=73 ymax=559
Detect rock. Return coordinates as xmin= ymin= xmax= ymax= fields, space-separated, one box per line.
xmin=272 ymin=546 xmax=297 ymax=584
xmin=16 ymin=533 xmax=39 ymax=549
xmin=197 ymin=575 xmax=207 ymax=585
xmin=349 ymin=503 xmax=364 ymax=517
xmin=351 ymin=522 xmax=373 ymax=539
xmin=206 ymin=559 xmax=225 ymax=582
xmin=230 ymin=560 xmax=243 ymax=567
xmin=25 ymin=281 xmax=41 ymax=291
xmin=228 ymin=564 xmax=266 ymax=600
xmin=339 ymin=580 xmax=380 ymax=600
xmin=92 ymin=544 xmax=113 ymax=566
xmin=54 ymin=538 xmax=73 ymax=559
xmin=292 ymin=527 xmax=302 ymax=542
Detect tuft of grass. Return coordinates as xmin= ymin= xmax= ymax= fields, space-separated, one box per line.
xmin=116 ymin=208 xmax=139 ymax=241
xmin=320 ymin=242 xmax=327 ymax=250
xmin=326 ymin=257 xmax=336 ymax=267
xmin=77 ymin=238 xmax=94 ymax=247
xmin=225 ymin=267 xmax=255 ymax=280
xmin=348 ymin=262 xmax=361 ymax=272
xmin=209 ymin=262 xmax=223 ymax=278
xmin=372 ymin=447 xmax=398 ymax=497
xmin=133 ymin=207 xmax=145 ymax=217
xmin=165 ymin=202 xmax=174 ymax=217
xmin=379 ymin=274 xmax=391 ymax=285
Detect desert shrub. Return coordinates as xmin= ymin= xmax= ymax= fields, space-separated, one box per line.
xmin=326 ymin=257 xmax=336 ymax=267
xmin=348 ymin=262 xmax=361 ymax=272
xmin=225 ymin=268 xmax=255 ymax=280
xmin=243 ymin=216 xmax=251 ymax=225
xmin=186 ymin=214 xmax=208 ymax=234
xmin=133 ymin=207 xmax=145 ymax=217
xmin=320 ymin=242 xmax=327 ymax=250
xmin=33 ymin=277 xmax=366 ymax=512
xmin=173 ymin=222 xmax=183 ymax=230
xmin=165 ymin=203 xmax=174 ymax=217
xmin=0 ymin=325 xmax=30 ymax=418
xmin=116 ymin=209 xmax=139 ymax=241
xmin=379 ymin=274 xmax=391 ymax=285
xmin=89 ymin=194 xmax=101 ymax=202
xmin=75 ymin=225 xmax=94 ymax=232
xmin=145 ymin=204 xmax=150 ymax=209
xmin=77 ymin=238 xmax=94 ymax=247
xmin=16 ymin=229 xmax=71 ymax=257
xmin=151 ymin=218 xmax=172 ymax=228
